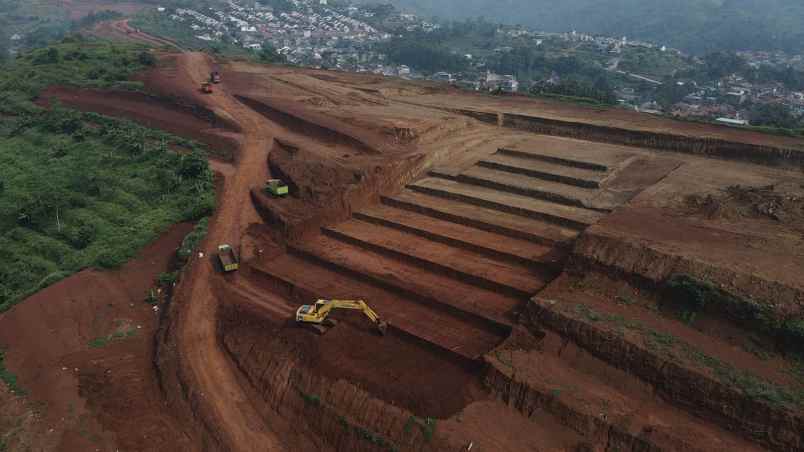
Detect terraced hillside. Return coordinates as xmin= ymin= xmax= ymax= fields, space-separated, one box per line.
xmin=10 ymin=49 xmax=804 ymax=452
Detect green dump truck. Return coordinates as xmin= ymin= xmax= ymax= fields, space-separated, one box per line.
xmin=218 ymin=244 xmax=239 ymax=272
xmin=265 ymin=179 xmax=289 ymax=197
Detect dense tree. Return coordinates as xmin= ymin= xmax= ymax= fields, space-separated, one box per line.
xmin=488 ymin=50 xmax=610 ymax=85
xmin=258 ymin=42 xmax=287 ymax=64
xmin=137 ymin=51 xmax=157 ymax=67
xmin=531 ymin=78 xmax=616 ymax=105
xmin=381 ymin=38 xmax=469 ymax=73
xmin=655 ymin=81 xmax=694 ymax=109
xmin=750 ymin=103 xmax=801 ymax=129
xmin=0 ymin=40 xmax=7 ymax=64
xmin=701 ymin=52 xmax=748 ymax=79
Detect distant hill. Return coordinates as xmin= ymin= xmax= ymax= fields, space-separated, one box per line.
xmin=372 ymin=0 xmax=804 ymax=54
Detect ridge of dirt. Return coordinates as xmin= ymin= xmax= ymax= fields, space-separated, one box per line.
xmin=39 ymin=85 xmax=241 ymax=161
xmin=403 ymin=90 xmax=804 ymax=153
xmin=684 ymin=182 xmax=804 ymax=233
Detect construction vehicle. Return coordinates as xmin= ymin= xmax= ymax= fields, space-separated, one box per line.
xmin=201 ymin=82 xmax=213 ymax=94
xmin=265 ymin=179 xmax=289 ymax=197
xmin=210 ymin=71 xmax=222 ymax=84
xmin=217 ymin=244 xmax=239 ymax=272
xmin=296 ymin=299 xmax=388 ymax=335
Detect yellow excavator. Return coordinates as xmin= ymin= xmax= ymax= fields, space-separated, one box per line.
xmin=296 ymin=299 xmax=388 ymax=336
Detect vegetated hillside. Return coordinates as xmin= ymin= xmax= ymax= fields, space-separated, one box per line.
xmin=380 ymin=0 xmax=804 ymax=54
xmin=0 ymin=0 xmax=226 ymax=53
xmin=0 ymin=38 xmax=214 ymax=312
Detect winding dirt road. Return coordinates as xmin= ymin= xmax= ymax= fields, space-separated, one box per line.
xmin=92 ymin=20 xmax=185 ymax=50
xmin=172 ymin=52 xmax=286 ymax=451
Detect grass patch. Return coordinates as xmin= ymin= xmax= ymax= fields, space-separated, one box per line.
xmin=177 ymin=218 xmax=209 ymax=265
xmin=680 ymin=343 xmax=804 ymax=408
xmin=664 ymin=274 xmax=804 ymax=355
xmin=158 ymin=271 xmax=178 ymax=287
xmin=87 ymin=327 xmax=137 ymax=348
xmin=570 ymin=302 xmax=804 ymax=409
xmin=530 ymin=92 xmax=609 ymax=106
xmin=0 ymin=351 xmax=24 ymax=396
xmin=301 ymin=389 xmax=399 ymax=451
xmin=403 ymin=416 xmax=436 ymax=442
xmin=0 ymin=39 xmax=215 ymax=312
xmin=298 ymin=389 xmax=321 ymax=407
xmin=130 ymin=9 xmax=251 ymax=56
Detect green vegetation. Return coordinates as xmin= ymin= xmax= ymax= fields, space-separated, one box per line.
xmin=531 ymin=78 xmax=616 ymax=105
xmin=158 ymin=271 xmax=179 ymax=287
xmin=749 ymin=103 xmax=801 ymax=129
xmin=257 ymin=42 xmax=287 ymax=64
xmin=403 ymin=415 xmax=436 ymax=442
xmin=338 ymin=416 xmax=398 ymax=452
xmin=298 ymin=389 xmax=322 ymax=407
xmin=299 ymin=388 xmax=399 ymax=451
xmin=0 ymin=39 xmax=214 ymax=312
xmin=381 ymin=38 xmax=470 ymax=73
xmin=664 ymin=275 xmax=804 ymax=355
xmin=88 ymin=327 xmax=137 ymax=349
xmin=571 ymin=302 xmax=804 ymax=409
xmin=130 ymin=10 xmax=289 ymax=63
xmin=0 ymin=351 xmax=24 ymax=396
xmin=0 ymin=0 xmax=128 ymax=53
xmin=490 ymin=48 xmax=612 ymax=83
xmin=177 ymin=218 xmax=209 ymax=265
xmin=129 ymin=9 xmax=202 ymax=50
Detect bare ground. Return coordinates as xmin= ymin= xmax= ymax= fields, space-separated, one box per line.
xmin=4 ymin=44 xmax=804 ymax=452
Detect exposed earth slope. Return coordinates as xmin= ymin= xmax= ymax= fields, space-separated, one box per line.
xmin=2 ymin=36 xmax=804 ymax=452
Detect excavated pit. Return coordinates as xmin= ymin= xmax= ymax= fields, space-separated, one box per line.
xmin=12 ymin=49 xmax=804 ymax=452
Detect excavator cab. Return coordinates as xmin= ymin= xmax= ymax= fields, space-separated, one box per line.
xmin=296 ymin=299 xmax=388 ymax=336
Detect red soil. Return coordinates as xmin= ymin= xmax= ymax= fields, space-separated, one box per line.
xmin=411 ymin=89 xmax=804 ymax=151
xmin=7 ymin=41 xmax=802 ymax=452
xmin=0 ymin=223 xmax=201 ymax=452
xmin=221 ymin=300 xmax=487 ymax=419
xmin=38 ymin=86 xmax=240 ymax=160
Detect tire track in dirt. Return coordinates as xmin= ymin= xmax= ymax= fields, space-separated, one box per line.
xmin=169 ymin=52 xmax=288 ymax=451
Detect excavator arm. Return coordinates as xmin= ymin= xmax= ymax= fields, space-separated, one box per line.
xmin=296 ymin=299 xmax=388 ymax=335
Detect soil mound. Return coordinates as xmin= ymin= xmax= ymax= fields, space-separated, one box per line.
xmin=685 ymin=183 xmax=804 ymax=231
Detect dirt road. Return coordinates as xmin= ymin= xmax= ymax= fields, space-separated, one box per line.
xmin=92 ymin=20 xmax=184 ymax=50
xmin=171 ymin=52 xmax=286 ymax=451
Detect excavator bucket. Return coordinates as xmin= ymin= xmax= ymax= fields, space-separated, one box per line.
xmin=377 ymin=321 xmax=389 ymax=336
xmin=311 ymin=324 xmax=329 ymax=335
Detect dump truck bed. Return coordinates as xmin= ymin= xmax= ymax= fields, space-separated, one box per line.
xmin=218 ymin=246 xmax=239 ymax=272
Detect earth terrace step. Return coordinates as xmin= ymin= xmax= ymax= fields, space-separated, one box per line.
xmin=353 ymin=204 xmax=562 ymax=268
xmin=288 ymin=234 xmax=518 ymax=333
xmin=497 ymin=147 xmax=610 ymax=172
xmin=382 ymin=191 xmax=579 ymax=247
xmin=527 ymin=295 xmax=804 ymax=451
xmin=323 ymin=219 xmax=553 ymax=299
xmin=408 ymin=177 xmax=605 ymax=230
xmin=431 ymin=166 xmax=610 ymax=213
xmin=248 ymin=257 xmax=503 ymax=361
xmin=479 ymin=153 xmax=608 ymax=189
xmin=484 ymin=340 xmax=764 ymax=452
